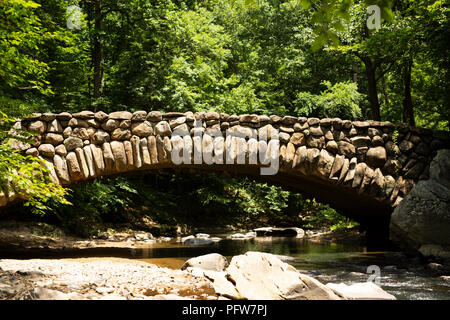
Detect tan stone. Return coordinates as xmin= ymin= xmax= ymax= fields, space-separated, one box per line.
xmin=131 ymin=136 xmax=142 ymax=168
xmin=75 ymin=148 xmax=89 ymax=179
xmin=337 ymin=158 xmax=350 ymax=183
xmin=66 ymin=152 xmax=83 ymax=181
xmin=343 ymin=158 xmax=358 ymax=185
xmin=123 ymin=141 xmax=134 ymax=170
xmin=329 ymin=154 xmax=345 ymax=179
xmin=110 ymin=141 xmax=127 ymax=172
xmin=90 ymin=144 xmax=105 ymax=176
xmin=148 ymin=136 xmax=158 ymax=164
xmin=352 ymin=163 xmax=367 ymax=189
xmin=47 ymin=119 xmax=63 ymax=133
xmin=248 ymin=138 xmax=258 ymax=165
xmin=131 ymin=121 xmax=153 ymax=137
xmin=102 ymin=143 xmax=115 ymax=173
xmin=285 ymin=143 xmax=295 ymax=168
xmin=289 ymin=132 xmax=305 ymax=146
xmin=315 ymin=149 xmax=335 ymax=178
xmin=53 ymin=155 xmax=71 ymax=185
xmin=140 ymin=138 xmax=151 ymax=166
xmin=83 ymin=145 xmax=96 ymax=178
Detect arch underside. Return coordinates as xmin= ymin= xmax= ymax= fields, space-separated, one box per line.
xmin=68 ymin=162 xmax=394 ymax=225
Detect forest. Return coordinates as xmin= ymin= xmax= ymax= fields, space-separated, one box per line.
xmin=0 ymin=0 xmax=448 ymax=236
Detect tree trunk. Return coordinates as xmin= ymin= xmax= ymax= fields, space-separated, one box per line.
xmin=402 ymin=59 xmax=415 ymax=126
xmin=363 ymin=57 xmax=381 ymax=121
xmin=93 ymin=0 xmax=104 ymax=104
xmin=381 ymin=75 xmax=390 ymax=105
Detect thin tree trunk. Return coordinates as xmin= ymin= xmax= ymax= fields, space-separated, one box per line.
xmin=363 ymin=57 xmax=381 ymax=121
xmin=352 ymin=62 xmax=358 ymax=83
xmin=93 ymin=0 xmax=104 ymax=107
xmin=402 ymin=59 xmax=415 ymax=126
xmin=381 ymin=75 xmax=390 ymax=105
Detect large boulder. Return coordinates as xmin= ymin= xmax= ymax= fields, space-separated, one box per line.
xmin=181 ymin=253 xmax=228 ymax=272
xmin=390 ymin=149 xmax=450 ymax=257
xmin=209 ymin=252 xmax=342 ymax=300
xmin=326 ymin=282 xmax=395 ymax=300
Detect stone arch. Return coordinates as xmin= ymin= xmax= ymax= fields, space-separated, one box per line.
xmin=2 ymin=110 xmax=450 ymax=239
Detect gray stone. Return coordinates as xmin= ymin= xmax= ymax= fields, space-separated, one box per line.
xmin=390 ymin=149 xmax=450 ymax=251
xmin=44 ymin=133 xmax=64 ymax=145
xmin=306 ymin=135 xmax=325 ymax=149
xmin=326 ymin=140 xmax=338 ymax=154
xmin=131 ymin=111 xmax=147 ymax=121
xmin=351 ymin=136 xmax=371 ymax=148
xmin=53 ymin=155 xmax=70 ymax=185
xmin=55 ymin=145 xmax=67 ymax=157
xmin=38 ymin=144 xmax=55 ymax=158
xmin=399 ymin=140 xmax=414 ymax=153
xmin=220 ymin=252 xmax=342 ymax=300
xmin=92 ymin=130 xmax=110 ymax=144
xmin=329 ymin=154 xmax=345 ymax=178
xmin=111 ymin=128 xmax=131 ymax=141
xmin=25 ymin=147 xmax=39 ymax=157
xmin=315 ymin=149 xmax=335 ymax=178
xmin=352 ymin=163 xmax=367 ymax=189
xmin=269 ymin=115 xmax=281 ymax=123
xmin=326 ymin=282 xmax=395 ymax=300
xmin=56 ymin=112 xmax=72 ymax=121
xmin=66 ymin=152 xmax=83 ymax=181
xmin=47 ymin=119 xmax=63 ymax=133
xmin=338 ymin=141 xmax=356 ymax=157
xmin=102 ymin=143 xmax=115 ymax=173
xmin=289 ymin=133 xmax=305 ymax=146
xmin=102 ymin=119 xmax=120 ymax=131
xmin=119 ymin=120 xmax=131 ymax=129
xmin=366 ymin=146 xmax=387 ymax=168
xmin=109 ymin=111 xmax=132 ymax=120
xmin=418 ymin=245 xmax=450 ymax=260
xmin=131 ymin=121 xmax=153 ymax=137
xmin=94 ymin=111 xmax=109 ymax=122
xmin=68 ymin=118 xmax=89 ymax=128
xmin=63 ymin=127 xmax=72 ymax=139
xmin=29 ymin=121 xmax=46 ymax=134
xmin=73 ymin=111 xmax=94 ymax=119
xmin=307 ymin=118 xmax=320 ymax=126
xmin=64 ymin=137 xmax=83 ymax=151
xmin=279 ymin=132 xmax=290 ymax=144
xmin=110 ymin=141 xmax=127 ymax=172
xmin=181 ymin=253 xmax=228 ymax=272
xmin=155 ymin=121 xmax=172 ymax=136
xmin=147 ymin=111 xmax=162 ymax=122
xmin=72 ymin=127 xmax=90 ymax=140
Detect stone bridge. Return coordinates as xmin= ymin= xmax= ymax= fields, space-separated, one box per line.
xmin=1 ymin=110 xmax=450 ymax=241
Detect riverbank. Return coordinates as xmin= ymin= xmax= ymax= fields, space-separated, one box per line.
xmin=0 ymin=220 xmax=365 ymax=253
xmin=0 ymin=258 xmax=217 ymax=300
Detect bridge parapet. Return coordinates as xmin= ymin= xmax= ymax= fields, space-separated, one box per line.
xmin=1 ymin=110 xmax=449 ymax=219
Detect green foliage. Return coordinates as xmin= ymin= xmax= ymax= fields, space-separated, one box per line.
xmin=300 ymin=199 xmax=360 ymax=231
xmin=0 ymin=0 xmax=51 ymax=94
xmin=294 ymin=81 xmax=363 ymax=119
xmin=0 ymin=112 xmax=70 ymax=214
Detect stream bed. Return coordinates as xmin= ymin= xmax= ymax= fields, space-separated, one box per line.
xmin=1 ymin=235 xmax=449 ymax=300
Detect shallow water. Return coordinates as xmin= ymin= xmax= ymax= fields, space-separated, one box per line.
xmin=131 ymin=236 xmax=450 ymax=300
xmin=2 ymin=235 xmax=449 ymax=299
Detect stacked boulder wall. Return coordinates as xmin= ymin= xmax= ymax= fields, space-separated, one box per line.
xmin=390 ymin=149 xmax=450 ymax=256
